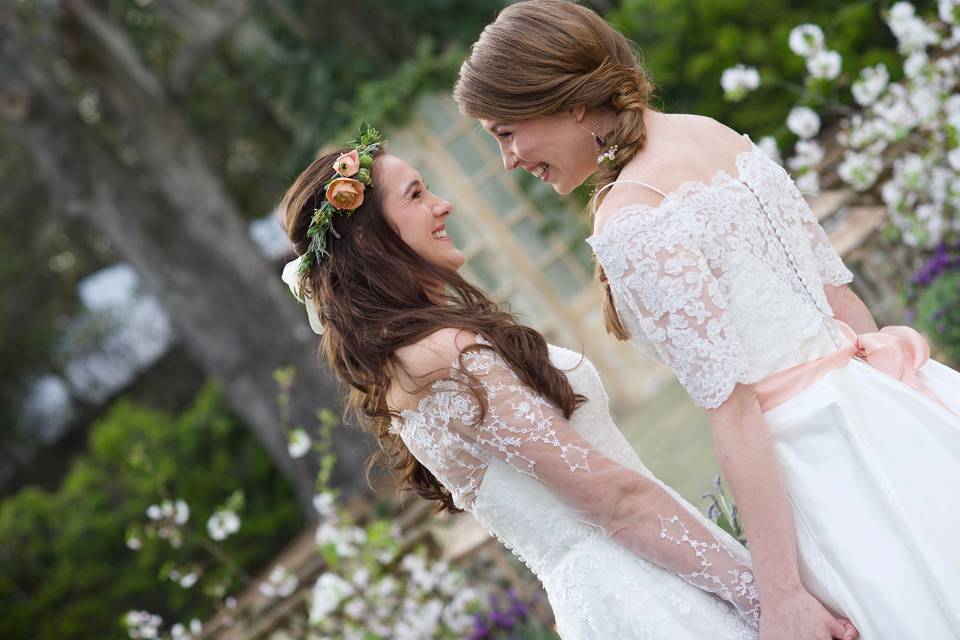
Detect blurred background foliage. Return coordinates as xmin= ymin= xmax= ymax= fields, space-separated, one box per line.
xmin=0 ymin=384 xmax=302 ymax=640
xmin=0 ymin=1 xmax=935 ymax=638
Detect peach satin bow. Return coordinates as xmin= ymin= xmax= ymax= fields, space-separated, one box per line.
xmin=754 ymin=320 xmax=951 ymax=413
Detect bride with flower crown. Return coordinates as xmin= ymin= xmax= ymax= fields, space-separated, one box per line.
xmin=279 ymin=126 xmax=764 ymax=639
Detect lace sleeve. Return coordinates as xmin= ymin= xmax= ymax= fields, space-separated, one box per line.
xmin=801 ymin=209 xmax=855 ymax=287
xmin=595 ymin=216 xmax=756 ymax=409
xmin=393 ymin=338 xmax=759 ymax=628
xmin=779 ymin=165 xmax=855 ymax=287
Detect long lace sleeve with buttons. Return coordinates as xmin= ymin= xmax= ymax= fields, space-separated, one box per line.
xmin=391 ymin=335 xmax=759 ymax=628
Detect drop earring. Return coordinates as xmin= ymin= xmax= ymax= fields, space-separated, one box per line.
xmin=576 ymin=119 xmax=617 ymax=169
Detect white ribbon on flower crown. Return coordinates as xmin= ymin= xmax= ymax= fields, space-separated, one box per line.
xmin=281 ymin=256 xmax=324 ymax=335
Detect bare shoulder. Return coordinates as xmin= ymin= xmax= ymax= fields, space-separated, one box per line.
xmin=674 ymin=113 xmax=753 ymax=153
xmin=394 ymin=328 xmax=477 ymax=381
xmin=593 ymin=179 xmax=663 ymax=235
xmin=389 ymin=328 xmax=478 ymax=409
xmin=593 ymin=114 xmax=753 ymax=234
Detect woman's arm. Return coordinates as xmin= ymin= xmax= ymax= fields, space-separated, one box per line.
xmin=708 ymin=383 xmax=858 ymax=640
xmin=395 ymin=330 xmax=762 ymax=626
xmin=824 ymin=284 xmax=878 ymax=334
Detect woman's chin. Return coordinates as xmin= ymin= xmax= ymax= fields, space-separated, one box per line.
xmin=440 ymin=249 xmax=466 ymax=272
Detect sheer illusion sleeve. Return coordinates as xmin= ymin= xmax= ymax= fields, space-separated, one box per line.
xmin=392 ymin=337 xmax=759 ymax=628
xmin=801 ymin=210 xmax=855 ymax=287
xmin=781 ymin=166 xmax=855 ymax=287
xmin=598 ymin=217 xmax=756 ymax=409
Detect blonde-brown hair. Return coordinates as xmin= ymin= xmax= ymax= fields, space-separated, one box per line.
xmin=453 ymin=0 xmax=649 ymax=340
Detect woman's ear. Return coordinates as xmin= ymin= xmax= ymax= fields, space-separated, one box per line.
xmin=571 ymin=104 xmax=587 ymax=122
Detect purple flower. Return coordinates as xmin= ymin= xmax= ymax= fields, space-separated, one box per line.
xmin=468 ymin=616 xmax=490 ymax=640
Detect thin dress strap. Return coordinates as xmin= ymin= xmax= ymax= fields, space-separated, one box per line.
xmin=591 ymin=179 xmax=669 ymax=212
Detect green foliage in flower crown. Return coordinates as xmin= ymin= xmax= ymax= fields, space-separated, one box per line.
xmin=299 ymin=124 xmax=386 ymax=275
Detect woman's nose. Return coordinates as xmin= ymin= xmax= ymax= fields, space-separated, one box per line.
xmin=501 ymin=147 xmax=519 ymax=171
xmin=434 ymin=197 xmax=453 ymax=217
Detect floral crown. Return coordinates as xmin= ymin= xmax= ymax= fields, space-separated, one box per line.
xmin=281 ymin=123 xmax=385 ymax=334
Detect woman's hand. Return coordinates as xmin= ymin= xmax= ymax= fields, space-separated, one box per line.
xmin=760 ymin=586 xmax=859 ymax=640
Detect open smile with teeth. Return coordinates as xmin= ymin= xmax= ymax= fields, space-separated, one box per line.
xmin=530 ymin=163 xmax=550 ymax=180
xmin=432 ymin=228 xmax=448 ymax=240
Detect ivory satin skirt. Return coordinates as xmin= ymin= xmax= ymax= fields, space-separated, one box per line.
xmin=763 ymin=354 xmax=960 ymax=639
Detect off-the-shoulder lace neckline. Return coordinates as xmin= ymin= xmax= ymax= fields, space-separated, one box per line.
xmin=390 ymin=339 xmax=587 ymax=435
xmin=588 ymin=138 xmax=764 ymax=243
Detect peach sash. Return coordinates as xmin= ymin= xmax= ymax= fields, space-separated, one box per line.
xmin=753 ymin=320 xmax=954 ymax=414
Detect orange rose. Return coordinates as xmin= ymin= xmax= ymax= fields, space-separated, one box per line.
xmin=325 ymin=178 xmax=365 ymax=210
xmin=332 ymin=150 xmax=360 ymax=177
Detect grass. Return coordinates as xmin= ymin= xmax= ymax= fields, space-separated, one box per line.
xmin=613 ymin=380 xmax=723 ymax=512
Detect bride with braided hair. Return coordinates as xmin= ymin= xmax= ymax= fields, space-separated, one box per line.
xmin=455 ymin=1 xmax=960 ymax=638
xmin=279 ymin=128 xmax=762 ymax=638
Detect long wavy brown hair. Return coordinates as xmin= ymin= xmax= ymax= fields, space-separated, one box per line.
xmin=280 ymin=148 xmax=585 ymax=513
xmin=453 ymin=0 xmax=652 ymax=340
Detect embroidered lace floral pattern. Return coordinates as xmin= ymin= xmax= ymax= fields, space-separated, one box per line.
xmin=588 ymin=145 xmax=854 ymax=409
xmin=392 ymin=342 xmax=760 ymax=634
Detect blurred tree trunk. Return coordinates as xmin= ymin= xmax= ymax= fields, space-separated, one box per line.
xmin=0 ymin=0 xmax=373 ymax=516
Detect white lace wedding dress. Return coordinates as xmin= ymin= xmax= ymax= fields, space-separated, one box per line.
xmin=391 ymin=342 xmax=759 ymax=639
xmin=588 ymin=137 xmax=960 ymax=638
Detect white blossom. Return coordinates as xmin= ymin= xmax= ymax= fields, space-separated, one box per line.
xmin=787 ymin=106 xmax=821 ymax=139
xmin=839 ymin=115 xmax=895 ymax=152
xmin=900 ymin=153 xmax=929 ymax=190
xmin=948 ymin=147 xmax=960 ymax=170
xmin=315 ymin=522 xmax=365 ymax=557
xmin=310 ymin=572 xmax=354 ymax=624
xmin=287 ymin=429 xmax=311 ymax=458
xmin=443 ymin=588 xmax=482 ymax=634
xmin=882 ymin=178 xmax=905 ymax=210
xmin=838 ymin=151 xmax=884 ymax=191
xmin=807 ymin=50 xmax=842 ymax=80
xmin=260 ymin=565 xmax=299 ymax=598
xmin=126 ymin=536 xmax=143 ymax=551
xmin=312 ymin=491 xmax=337 ymax=519
xmin=874 ymin=83 xmax=918 ymax=133
xmin=852 ymin=63 xmax=890 ymax=106
xmin=178 ymin=571 xmax=199 ymax=589
xmin=174 ymin=500 xmax=189 ymax=526
xmin=887 ymin=2 xmax=940 ymax=53
xmin=351 ymin=567 xmax=371 ymax=589
xmin=720 ymin=65 xmax=761 ymax=101
xmin=909 ymin=85 xmax=940 ymax=123
xmin=207 ymin=510 xmax=241 ymax=541
xmin=904 ymin=51 xmax=929 ymax=79
xmin=394 ymin=598 xmax=443 ymax=640
xmin=789 ymin=24 xmax=825 ymax=57
xmin=756 ymin=135 xmax=782 ymax=165
xmin=125 ymin=610 xmax=163 ymax=640
xmin=943 ymin=0 xmax=960 ymax=25
xmin=788 ymin=140 xmax=825 ymax=172
xmin=343 ymin=598 xmax=367 ymax=620
xmin=794 ymin=171 xmax=821 ymax=196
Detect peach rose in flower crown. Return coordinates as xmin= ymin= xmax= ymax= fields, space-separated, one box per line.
xmin=325 ymin=178 xmax=365 ymax=210
xmin=332 ymin=150 xmax=360 ymax=177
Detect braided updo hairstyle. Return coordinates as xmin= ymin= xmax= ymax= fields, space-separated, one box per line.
xmin=453 ymin=0 xmax=652 ymax=340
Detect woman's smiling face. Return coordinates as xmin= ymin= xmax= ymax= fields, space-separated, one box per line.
xmin=374 ymin=154 xmax=465 ymax=272
xmin=479 ymin=111 xmax=598 ymax=194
